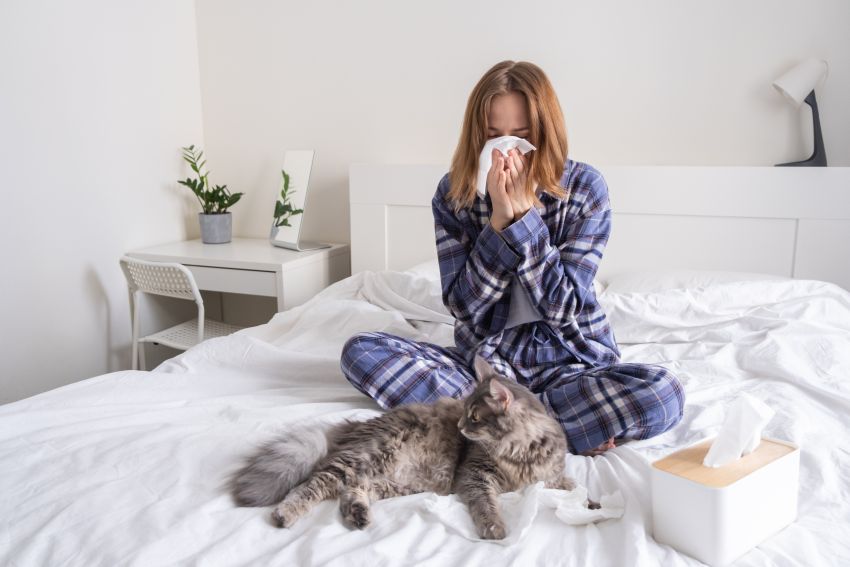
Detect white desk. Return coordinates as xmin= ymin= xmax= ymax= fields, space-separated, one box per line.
xmin=127 ymin=238 xmax=351 ymax=312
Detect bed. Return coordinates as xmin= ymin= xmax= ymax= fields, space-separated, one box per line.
xmin=2 ymin=164 xmax=850 ymax=566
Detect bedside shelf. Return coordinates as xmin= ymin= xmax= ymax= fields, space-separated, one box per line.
xmin=127 ymin=238 xmax=350 ymax=311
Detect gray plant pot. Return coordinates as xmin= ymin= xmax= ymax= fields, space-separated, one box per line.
xmin=198 ymin=212 xmax=232 ymax=244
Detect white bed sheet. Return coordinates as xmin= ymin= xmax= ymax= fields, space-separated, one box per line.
xmin=1 ymin=269 xmax=849 ymax=567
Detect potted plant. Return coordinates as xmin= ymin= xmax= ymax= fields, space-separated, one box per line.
xmin=178 ymin=144 xmax=244 ymax=244
xmin=271 ymin=168 xmax=304 ymax=231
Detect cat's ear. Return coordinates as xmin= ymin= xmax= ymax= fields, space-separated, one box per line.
xmin=472 ymin=354 xmax=495 ymax=383
xmin=489 ymin=378 xmax=514 ymax=411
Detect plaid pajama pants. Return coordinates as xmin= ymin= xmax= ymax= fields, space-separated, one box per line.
xmin=340 ymin=331 xmax=685 ymax=455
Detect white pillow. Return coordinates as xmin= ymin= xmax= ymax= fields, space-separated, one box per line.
xmin=404 ymin=259 xmax=442 ymax=279
xmin=601 ymin=269 xmax=791 ymax=295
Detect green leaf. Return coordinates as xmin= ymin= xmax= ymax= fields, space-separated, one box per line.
xmin=176 ymin=144 xmax=242 ymax=213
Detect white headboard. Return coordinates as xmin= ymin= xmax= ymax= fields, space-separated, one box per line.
xmin=349 ymin=163 xmax=850 ymax=290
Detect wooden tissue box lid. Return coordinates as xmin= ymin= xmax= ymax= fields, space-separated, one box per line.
xmin=652 ymin=437 xmax=797 ymax=488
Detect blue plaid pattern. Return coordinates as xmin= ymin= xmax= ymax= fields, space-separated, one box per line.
xmin=431 ymin=159 xmax=620 ymax=369
xmin=340 ymin=332 xmax=685 ymax=455
xmin=341 ymin=332 xmax=478 ymax=404
xmin=339 ymin=158 xmax=686 ymax=454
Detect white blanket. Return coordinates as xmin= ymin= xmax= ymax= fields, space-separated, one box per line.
xmin=1 ymin=270 xmax=849 ymax=566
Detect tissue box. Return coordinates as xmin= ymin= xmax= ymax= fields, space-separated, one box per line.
xmin=651 ymin=436 xmax=800 ymax=566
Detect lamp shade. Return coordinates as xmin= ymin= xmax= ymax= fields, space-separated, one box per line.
xmin=772 ymin=58 xmax=829 ymax=107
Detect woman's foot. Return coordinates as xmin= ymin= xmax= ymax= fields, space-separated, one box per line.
xmin=580 ymin=437 xmax=627 ymax=457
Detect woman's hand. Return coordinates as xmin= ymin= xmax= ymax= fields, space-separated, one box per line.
xmin=487 ymin=148 xmax=535 ymax=232
xmin=504 ymin=148 xmax=534 ymax=221
xmin=486 ymin=148 xmax=514 ymax=231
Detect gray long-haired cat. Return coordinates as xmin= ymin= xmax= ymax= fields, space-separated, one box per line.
xmin=230 ymin=355 xmax=598 ymax=539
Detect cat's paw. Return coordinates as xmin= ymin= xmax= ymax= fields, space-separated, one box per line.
xmin=271 ymin=504 xmax=297 ymax=528
xmin=545 ymin=476 xmax=576 ymax=491
xmin=477 ymin=519 xmax=507 ymax=540
xmin=341 ymin=500 xmax=371 ymax=530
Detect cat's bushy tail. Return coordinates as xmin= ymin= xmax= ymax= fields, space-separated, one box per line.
xmin=229 ymin=424 xmax=329 ymax=507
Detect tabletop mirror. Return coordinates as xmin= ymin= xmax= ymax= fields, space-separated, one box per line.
xmin=269 ymin=149 xmax=330 ymax=251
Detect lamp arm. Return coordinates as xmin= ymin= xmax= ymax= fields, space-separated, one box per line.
xmin=776 ymin=89 xmax=828 ymax=167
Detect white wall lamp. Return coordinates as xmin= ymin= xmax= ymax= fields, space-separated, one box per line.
xmin=772 ymin=58 xmax=829 ymax=166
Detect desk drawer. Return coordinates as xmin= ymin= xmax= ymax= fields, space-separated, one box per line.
xmin=185 ymin=265 xmax=277 ymax=297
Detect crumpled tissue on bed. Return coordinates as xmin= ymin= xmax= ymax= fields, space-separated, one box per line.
xmin=421 ymin=481 xmax=625 ymax=545
xmin=477 ymin=135 xmax=537 ymax=197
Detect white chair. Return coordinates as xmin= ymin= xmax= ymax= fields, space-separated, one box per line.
xmin=119 ymin=255 xmax=245 ymax=370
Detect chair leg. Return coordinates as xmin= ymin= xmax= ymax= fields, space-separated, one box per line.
xmin=138 ymin=342 xmax=147 ymax=371
xmin=131 ymin=289 xmax=142 ymax=371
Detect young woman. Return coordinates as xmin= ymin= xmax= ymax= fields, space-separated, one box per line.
xmin=340 ymin=60 xmax=685 ymax=456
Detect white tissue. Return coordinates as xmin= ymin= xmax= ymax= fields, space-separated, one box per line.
xmin=421 ymin=481 xmax=624 ymax=545
xmin=702 ymin=393 xmax=776 ymax=468
xmin=476 ymin=135 xmax=537 ymax=197
xmin=544 ymin=484 xmax=625 ymax=526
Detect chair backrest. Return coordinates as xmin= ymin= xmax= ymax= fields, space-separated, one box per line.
xmin=119 ymin=255 xmax=203 ymax=304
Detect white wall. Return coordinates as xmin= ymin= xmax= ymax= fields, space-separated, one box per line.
xmin=0 ymin=0 xmax=206 ymax=403
xmin=194 ymin=0 xmax=850 ymax=247
xmin=2 ymin=0 xmax=848 ymax=403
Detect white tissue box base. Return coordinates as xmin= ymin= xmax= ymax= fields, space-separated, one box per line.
xmin=651 ymin=436 xmax=800 ymax=567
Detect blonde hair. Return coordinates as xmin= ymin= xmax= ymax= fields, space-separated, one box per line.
xmin=446 ymin=60 xmax=569 ymax=212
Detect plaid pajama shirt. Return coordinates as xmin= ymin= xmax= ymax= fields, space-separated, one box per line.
xmin=341 ymin=158 xmax=685 ymax=454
